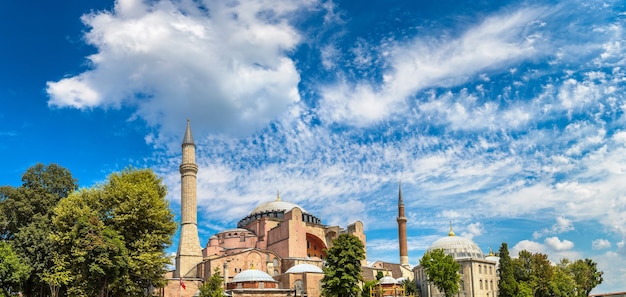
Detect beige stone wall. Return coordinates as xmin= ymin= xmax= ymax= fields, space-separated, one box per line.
xmin=414 ymin=259 xmax=498 ymax=297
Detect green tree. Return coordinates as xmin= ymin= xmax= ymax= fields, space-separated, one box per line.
xmin=52 ymin=168 xmax=176 ymax=297
xmin=0 ymin=163 xmax=77 ymax=297
xmin=199 ymin=268 xmax=224 ymax=297
xmin=0 ymin=241 xmax=31 ymax=296
xmin=400 ymin=278 xmax=418 ymax=296
xmin=512 ymin=251 xmax=553 ymax=297
xmin=569 ymin=258 xmax=603 ymax=297
xmin=419 ymin=249 xmax=460 ymax=297
xmin=549 ymin=260 xmax=576 ymax=297
xmin=376 ymin=271 xmax=385 ymax=280
xmin=52 ymin=188 xmax=129 ymax=297
xmin=517 ymin=282 xmax=533 ymax=297
xmin=497 ymin=243 xmax=518 ymax=297
xmin=361 ymin=280 xmax=378 ymax=297
xmin=321 ymin=234 xmax=365 ymax=297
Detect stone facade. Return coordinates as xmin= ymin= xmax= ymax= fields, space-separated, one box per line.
xmin=413 ymin=231 xmax=499 ymax=297
xmin=163 ymin=121 xmax=367 ymax=297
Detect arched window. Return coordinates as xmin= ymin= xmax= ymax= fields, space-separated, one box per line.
xmin=480 ymin=280 xmax=483 ymax=290
xmin=478 ymin=265 xmax=482 ymax=273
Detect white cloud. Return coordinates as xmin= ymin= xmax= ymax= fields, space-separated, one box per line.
xmin=317 ymin=6 xmax=543 ymax=126
xmin=461 ymin=222 xmax=484 ymax=240
xmin=47 ymin=0 xmax=316 ymax=140
xmin=592 ymin=238 xmax=611 ymax=250
xmin=544 ymin=236 xmax=574 ymax=251
xmin=511 ymin=240 xmax=547 ymax=255
xmin=532 ymin=216 xmax=574 ymax=239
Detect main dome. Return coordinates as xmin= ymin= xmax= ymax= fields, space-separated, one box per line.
xmin=249 ymin=197 xmax=307 ymax=216
xmin=427 ymin=233 xmax=485 ymax=260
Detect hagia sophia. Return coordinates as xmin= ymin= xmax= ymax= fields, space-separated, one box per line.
xmin=158 ymin=121 xmax=499 ymax=297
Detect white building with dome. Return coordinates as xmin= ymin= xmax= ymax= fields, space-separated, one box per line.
xmin=413 ymin=227 xmax=499 ymax=297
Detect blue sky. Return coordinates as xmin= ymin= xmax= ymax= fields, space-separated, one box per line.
xmin=1 ymin=0 xmax=625 ymax=293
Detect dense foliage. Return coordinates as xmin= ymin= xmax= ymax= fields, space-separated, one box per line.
xmin=497 ymin=243 xmax=518 ymax=297
xmin=0 ymin=164 xmax=176 ymax=297
xmin=0 ymin=241 xmax=31 ymax=296
xmin=321 ymin=234 xmax=365 ymax=297
xmin=400 ymin=278 xmax=418 ymax=296
xmin=199 ymin=268 xmax=225 ymax=297
xmin=419 ymin=249 xmax=460 ymax=297
xmin=52 ymin=168 xmax=177 ymax=296
xmin=361 ymin=280 xmax=378 ymax=297
xmin=497 ymin=242 xmax=603 ymax=297
xmin=0 ymin=163 xmax=77 ymax=296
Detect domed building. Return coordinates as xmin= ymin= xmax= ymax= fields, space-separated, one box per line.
xmin=161 ymin=121 xmax=366 ymax=297
xmin=414 ymin=226 xmax=499 ymax=297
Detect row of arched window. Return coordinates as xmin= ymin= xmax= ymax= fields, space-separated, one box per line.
xmin=477 ymin=264 xmax=493 ymax=274
xmin=479 ymin=279 xmax=494 ymax=290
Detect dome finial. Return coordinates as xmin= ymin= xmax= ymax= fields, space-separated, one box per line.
xmin=448 ymin=221 xmax=456 ymax=236
xmin=488 ymin=247 xmax=494 ymax=256
xmin=276 ymin=190 xmax=281 ymax=201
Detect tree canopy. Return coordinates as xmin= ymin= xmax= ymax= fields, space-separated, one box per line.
xmin=51 ymin=168 xmax=177 ymax=297
xmin=497 ymin=243 xmax=604 ymax=297
xmin=0 ymin=241 xmax=31 ymax=297
xmin=0 ymin=163 xmax=77 ymax=297
xmin=321 ymin=233 xmax=365 ymax=297
xmin=419 ymin=249 xmax=460 ymax=297
xmin=199 ymin=268 xmax=224 ymax=297
xmin=497 ymin=243 xmax=518 ymax=297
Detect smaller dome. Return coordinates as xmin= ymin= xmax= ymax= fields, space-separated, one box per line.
xmin=378 ymin=275 xmax=398 ymax=285
xmin=231 ymin=269 xmax=277 ymax=283
xmin=285 ymin=264 xmax=323 ymax=274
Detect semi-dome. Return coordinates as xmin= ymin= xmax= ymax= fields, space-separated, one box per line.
xmin=427 ymin=227 xmax=485 ymax=260
xmin=231 ymin=269 xmax=277 ymax=283
xmin=285 ymin=264 xmax=323 ymax=274
xmin=249 ymin=193 xmax=307 ymax=216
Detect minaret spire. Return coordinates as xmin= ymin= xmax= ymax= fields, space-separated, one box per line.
xmin=175 ymin=120 xmax=203 ymax=278
xmin=397 ymin=182 xmax=409 ymax=266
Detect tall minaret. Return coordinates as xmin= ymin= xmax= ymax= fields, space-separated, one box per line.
xmin=175 ymin=119 xmax=203 ymax=278
xmin=397 ymin=182 xmax=409 ymax=266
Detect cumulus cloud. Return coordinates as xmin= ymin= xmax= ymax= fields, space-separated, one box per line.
xmin=592 ymin=239 xmax=611 ymax=250
xmin=461 ymin=222 xmax=484 ymax=240
xmin=511 ymin=240 xmax=547 ymax=255
xmin=47 ymin=0 xmax=316 ymax=140
xmin=544 ymin=236 xmax=574 ymax=251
